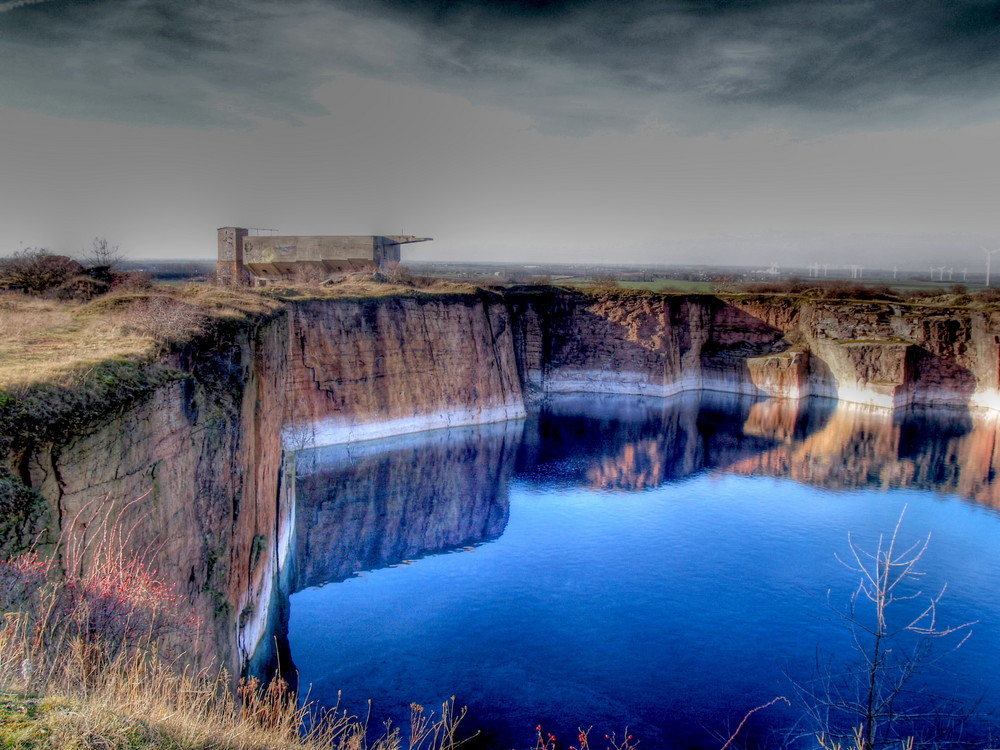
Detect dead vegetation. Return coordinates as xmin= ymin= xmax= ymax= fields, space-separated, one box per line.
xmin=0 ymin=285 xmax=283 ymax=390
xmin=0 ymin=505 xmax=472 ymax=750
xmin=260 ymin=269 xmax=478 ymax=300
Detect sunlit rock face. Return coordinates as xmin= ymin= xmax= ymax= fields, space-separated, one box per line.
xmin=291 ymin=420 xmax=522 ymax=590
xmin=508 ymin=293 xmax=792 ymax=399
xmin=732 ymin=298 xmax=1000 ymax=408
xmin=505 ymin=291 xmax=1000 ymax=410
xmin=283 ymin=293 xmax=526 ymax=447
xmin=24 ymin=317 xmax=292 ymax=677
xmin=279 ymin=291 xmax=1000 ymax=453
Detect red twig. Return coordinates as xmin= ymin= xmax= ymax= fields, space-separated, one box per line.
xmin=720 ymin=696 xmax=790 ymax=750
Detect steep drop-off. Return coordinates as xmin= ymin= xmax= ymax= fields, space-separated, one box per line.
xmin=508 ymin=291 xmax=1000 ymax=410
xmin=7 ymin=287 xmax=1000 ymax=675
xmin=11 ymin=316 xmax=292 ymax=676
xmin=284 ymin=292 xmax=526 ymax=445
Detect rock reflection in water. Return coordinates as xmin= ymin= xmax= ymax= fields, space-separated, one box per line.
xmin=286 ymin=393 xmax=1000 ymax=593
xmin=279 ymin=394 xmax=1000 ymax=750
xmin=521 ymin=393 xmax=1000 ymax=506
xmin=730 ymin=399 xmax=1000 ymax=506
xmin=293 ymin=419 xmax=522 ymax=590
xmin=518 ymin=393 xmax=793 ymax=492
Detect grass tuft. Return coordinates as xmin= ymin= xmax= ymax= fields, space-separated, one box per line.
xmin=0 ymin=507 xmax=472 ymax=750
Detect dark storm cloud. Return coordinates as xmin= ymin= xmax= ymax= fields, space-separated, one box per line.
xmin=2 ymin=0 xmax=1000 ymax=131
xmin=0 ymin=0 xmax=332 ymax=126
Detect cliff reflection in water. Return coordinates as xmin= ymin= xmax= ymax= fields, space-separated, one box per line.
xmin=292 ymin=420 xmax=523 ymax=590
xmin=291 ymin=393 xmax=1000 ymax=591
xmin=518 ymin=394 xmax=1000 ymax=506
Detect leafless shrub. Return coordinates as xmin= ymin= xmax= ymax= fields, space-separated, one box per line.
xmin=81 ymin=236 xmax=124 ymax=271
xmin=738 ymin=278 xmax=808 ymax=295
xmin=121 ymin=296 xmax=209 ymax=346
xmin=0 ymin=248 xmax=83 ymax=294
xmin=817 ymin=282 xmax=901 ymax=301
xmin=383 ymin=261 xmax=416 ymax=286
xmin=971 ymin=289 xmax=1000 ymax=304
xmin=110 ymin=269 xmax=154 ymax=291
xmin=0 ymin=491 xmax=473 ymax=750
xmin=794 ymin=511 xmax=976 ymax=749
xmin=906 ymin=289 xmax=943 ymax=300
xmin=54 ymin=274 xmax=109 ymax=301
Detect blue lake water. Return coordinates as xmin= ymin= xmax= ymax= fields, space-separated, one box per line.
xmin=283 ymin=394 xmax=1000 ymax=749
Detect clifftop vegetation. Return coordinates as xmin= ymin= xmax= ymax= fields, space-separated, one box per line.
xmin=0 ymin=285 xmax=284 ymax=469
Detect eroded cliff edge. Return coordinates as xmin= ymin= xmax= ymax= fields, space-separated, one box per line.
xmin=6 ymin=287 xmax=1000 ymax=676
xmin=506 ymin=290 xmax=1000 ymax=410
xmin=283 ymin=292 xmax=526 ymax=445
xmin=283 ymin=290 xmax=1000 ymax=448
xmin=2 ymin=313 xmax=293 ymax=678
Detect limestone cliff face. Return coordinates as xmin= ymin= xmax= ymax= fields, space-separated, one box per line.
xmin=730 ymin=298 xmax=1000 ymax=407
xmin=284 ymin=293 xmax=526 ymax=446
xmin=10 ymin=288 xmax=1000 ymax=679
xmin=23 ymin=316 xmax=292 ymax=677
xmin=507 ymin=292 xmax=791 ymax=400
xmin=502 ymin=290 xmax=1000 ymax=410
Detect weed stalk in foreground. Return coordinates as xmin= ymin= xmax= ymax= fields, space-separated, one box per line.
xmin=0 ymin=495 xmax=472 ymax=750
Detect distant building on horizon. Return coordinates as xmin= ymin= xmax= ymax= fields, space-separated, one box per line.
xmin=216 ymin=227 xmax=431 ymax=284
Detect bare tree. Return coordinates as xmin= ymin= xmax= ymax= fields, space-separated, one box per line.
xmin=0 ymin=248 xmax=82 ymax=294
xmin=796 ymin=512 xmax=977 ymax=749
xmin=82 ymin=236 xmax=124 ymax=270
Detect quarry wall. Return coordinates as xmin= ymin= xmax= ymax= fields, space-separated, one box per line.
xmin=283 ymin=292 xmax=526 ymax=445
xmin=9 ymin=288 xmax=1000 ymax=675
xmin=15 ymin=315 xmax=293 ymax=678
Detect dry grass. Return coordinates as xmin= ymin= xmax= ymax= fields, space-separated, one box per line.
xmin=0 ymin=286 xmax=284 ymax=390
xmin=0 ymin=280 xmax=484 ymax=390
xmin=261 ymin=273 xmax=478 ymax=301
xmin=0 ymin=293 xmax=152 ymax=389
xmin=0 ymin=503 xmax=471 ymax=750
xmin=0 ymin=667 xmax=468 ymax=750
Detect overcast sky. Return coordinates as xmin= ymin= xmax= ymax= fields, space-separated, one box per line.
xmin=2 ymin=0 xmax=999 ymax=270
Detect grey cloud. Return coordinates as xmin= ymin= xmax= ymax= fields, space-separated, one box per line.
xmin=2 ymin=0 xmax=1000 ymax=133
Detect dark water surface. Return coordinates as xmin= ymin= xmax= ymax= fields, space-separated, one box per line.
xmin=283 ymin=394 xmax=1000 ymax=749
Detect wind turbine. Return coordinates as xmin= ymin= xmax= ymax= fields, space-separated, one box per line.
xmin=984 ymin=247 xmax=1000 ymax=287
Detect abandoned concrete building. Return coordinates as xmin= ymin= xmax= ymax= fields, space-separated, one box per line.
xmin=216 ymin=227 xmax=431 ymax=284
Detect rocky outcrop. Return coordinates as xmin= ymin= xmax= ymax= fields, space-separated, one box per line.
xmin=21 ymin=316 xmax=292 ymax=676
xmin=507 ymin=292 xmax=791 ymax=400
xmin=730 ymin=297 xmax=1000 ymax=408
xmin=284 ymin=293 xmax=526 ymax=446
xmin=503 ymin=291 xmax=1000 ymax=410
xmin=9 ymin=287 xmax=1000 ymax=677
